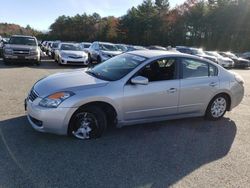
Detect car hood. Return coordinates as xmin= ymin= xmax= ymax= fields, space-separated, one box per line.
xmin=101 ymin=50 xmax=122 ymax=56
xmin=61 ymin=50 xmax=87 ymax=57
xmin=218 ymin=56 xmax=233 ymax=62
xmin=237 ymin=57 xmax=250 ymax=62
xmin=34 ymin=69 xmax=108 ymax=97
xmin=198 ymin=54 xmax=217 ymax=61
xmin=4 ymin=44 xmax=37 ymax=50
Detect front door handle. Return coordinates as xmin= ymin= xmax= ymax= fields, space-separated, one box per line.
xmin=209 ymin=82 xmax=218 ymax=87
xmin=168 ymin=88 xmax=177 ymax=93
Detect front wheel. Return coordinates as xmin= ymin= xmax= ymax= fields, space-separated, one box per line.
xmin=205 ymin=94 xmax=229 ymax=120
xmin=68 ymin=105 xmax=107 ymax=139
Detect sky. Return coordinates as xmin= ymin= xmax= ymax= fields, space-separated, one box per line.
xmin=0 ymin=0 xmax=185 ymax=31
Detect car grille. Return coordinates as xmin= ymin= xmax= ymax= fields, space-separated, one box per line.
xmin=67 ymin=61 xmax=85 ymax=64
xmin=29 ymin=89 xmax=39 ymax=102
xmin=13 ymin=49 xmax=30 ymax=55
xmin=69 ymin=56 xmax=82 ymax=59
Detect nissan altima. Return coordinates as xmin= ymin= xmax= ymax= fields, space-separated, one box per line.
xmin=25 ymin=50 xmax=244 ymax=139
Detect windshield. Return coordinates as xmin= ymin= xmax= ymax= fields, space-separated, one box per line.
xmin=192 ymin=48 xmax=204 ymax=55
xmin=225 ymin=52 xmax=237 ymax=59
xmin=9 ymin=37 xmax=37 ymax=46
xmin=86 ymin=53 xmax=146 ymax=81
xmin=100 ymin=44 xmax=118 ymax=51
xmin=60 ymin=44 xmax=81 ymax=51
xmin=52 ymin=42 xmax=59 ymax=48
xmin=84 ymin=44 xmax=91 ymax=48
xmin=116 ymin=45 xmax=128 ymax=52
xmin=206 ymin=51 xmax=223 ymax=58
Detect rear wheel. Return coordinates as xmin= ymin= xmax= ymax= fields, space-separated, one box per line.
xmin=205 ymin=94 xmax=229 ymax=120
xmin=68 ymin=105 xmax=107 ymax=139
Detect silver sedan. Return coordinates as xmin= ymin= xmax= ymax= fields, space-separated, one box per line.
xmin=25 ymin=50 xmax=244 ymax=139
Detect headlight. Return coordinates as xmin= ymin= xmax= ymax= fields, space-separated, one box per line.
xmin=60 ymin=52 xmax=68 ymax=58
xmin=4 ymin=48 xmax=13 ymax=54
xmin=39 ymin=91 xmax=75 ymax=108
xmin=30 ymin=49 xmax=39 ymax=55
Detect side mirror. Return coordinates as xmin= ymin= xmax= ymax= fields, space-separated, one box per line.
xmin=131 ymin=76 xmax=149 ymax=85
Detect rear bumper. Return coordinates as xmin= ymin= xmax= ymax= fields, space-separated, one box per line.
xmin=230 ymin=82 xmax=244 ymax=110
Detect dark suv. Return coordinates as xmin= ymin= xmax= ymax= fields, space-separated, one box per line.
xmin=3 ymin=35 xmax=41 ymax=65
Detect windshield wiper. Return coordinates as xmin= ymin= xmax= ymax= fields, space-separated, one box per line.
xmin=86 ymin=70 xmax=99 ymax=78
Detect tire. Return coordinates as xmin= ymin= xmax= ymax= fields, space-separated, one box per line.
xmin=58 ymin=58 xmax=62 ymax=66
xmin=3 ymin=58 xmax=10 ymax=65
xmin=88 ymin=54 xmax=92 ymax=64
xmin=68 ymin=105 xmax=107 ymax=139
xmin=34 ymin=60 xmax=41 ymax=66
xmin=205 ymin=94 xmax=229 ymax=121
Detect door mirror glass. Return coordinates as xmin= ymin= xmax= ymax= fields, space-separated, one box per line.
xmin=131 ymin=76 xmax=149 ymax=85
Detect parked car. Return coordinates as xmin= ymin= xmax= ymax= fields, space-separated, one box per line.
xmin=115 ymin=44 xmax=128 ymax=52
xmin=205 ymin=51 xmax=234 ymax=68
xmin=25 ymin=50 xmax=244 ymax=139
xmin=240 ymin=52 xmax=250 ymax=60
xmin=88 ymin=41 xmax=122 ymax=64
xmin=126 ymin=45 xmax=147 ymax=51
xmin=45 ymin=41 xmax=52 ymax=55
xmin=0 ymin=40 xmax=4 ymax=57
xmin=41 ymin=41 xmax=48 ymax=52
xmin=79 ymin=42 xmax=92 ymax=52
xmin=176 ymin=46 xmax=218 ymax=63
xmin=49 ymin=41 xmax=61 ymax=59
xmin=3 ymin=35 xmax=40 ymax=65
xmin=55 ymin=43 xmax=88 ymax=66
xmin=148 ymin=45 xmax=167 ymax=50
xmin=219 ymin=52 xmax=250 ymax=69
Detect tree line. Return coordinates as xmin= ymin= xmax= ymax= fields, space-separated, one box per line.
xmin=0 ymin=23 xmax=42 ymax=37
xmin=2 ymin=0 xmax=250 ymax=52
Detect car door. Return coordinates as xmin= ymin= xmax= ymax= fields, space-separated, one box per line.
xmin=123 ymin=57 xmax=180 ymax=121
xmin=179 ymin=58 xmax=219 ymax=114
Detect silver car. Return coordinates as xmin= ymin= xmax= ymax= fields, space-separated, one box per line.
xmin=87 ymin=41 xmax=122 ymax=64
xmin=25 ymin=50 xmax=244 ymax=139
xmin=3 ymin=35 xmax=41 ymax=65
xmin=54 ymin=43 xmax=88 ymax=66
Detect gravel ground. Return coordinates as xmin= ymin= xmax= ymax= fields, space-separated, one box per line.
xmin=0 ymin=59 xmax=249 ymax=188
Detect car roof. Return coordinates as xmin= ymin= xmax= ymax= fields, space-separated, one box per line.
xmin=60 ymin=42 xmax=78 ymax=45
xmin=11 ymin=35 xmax=35 ymax=38
xmin=97 ymin=42 xmax=115 ymax=45
xmin=128 ymin=50 xmax=181 ymax=58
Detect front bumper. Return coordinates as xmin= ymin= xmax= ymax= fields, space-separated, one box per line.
xmin=26 ymin=98 xmax=77 ymax=135
xmin=60 ymin=56 xmax=88 ymax=65
xmin=234 ymin=61 xmax=250 ymax=68
xmin=4 ymin=54 xmax=40 ymax=62
xmin=221 ymin=62 xmax=234 ymax=68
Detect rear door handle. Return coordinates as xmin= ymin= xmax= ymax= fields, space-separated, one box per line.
xmin=168 ymin=88 xmax=177 ymax=93
xmin=209 ymin=82 xmax=218 ymax=87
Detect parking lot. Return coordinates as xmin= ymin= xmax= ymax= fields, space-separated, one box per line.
xmin=0 ymin=58 xmax=250 ymax=187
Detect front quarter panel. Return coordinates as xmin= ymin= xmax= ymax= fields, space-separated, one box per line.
xmin=60 ymin=82 xmax=124 ymax=121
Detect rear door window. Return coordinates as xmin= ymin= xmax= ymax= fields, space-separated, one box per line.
xmin=181 ymin=58 xmax=209 ymax=79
